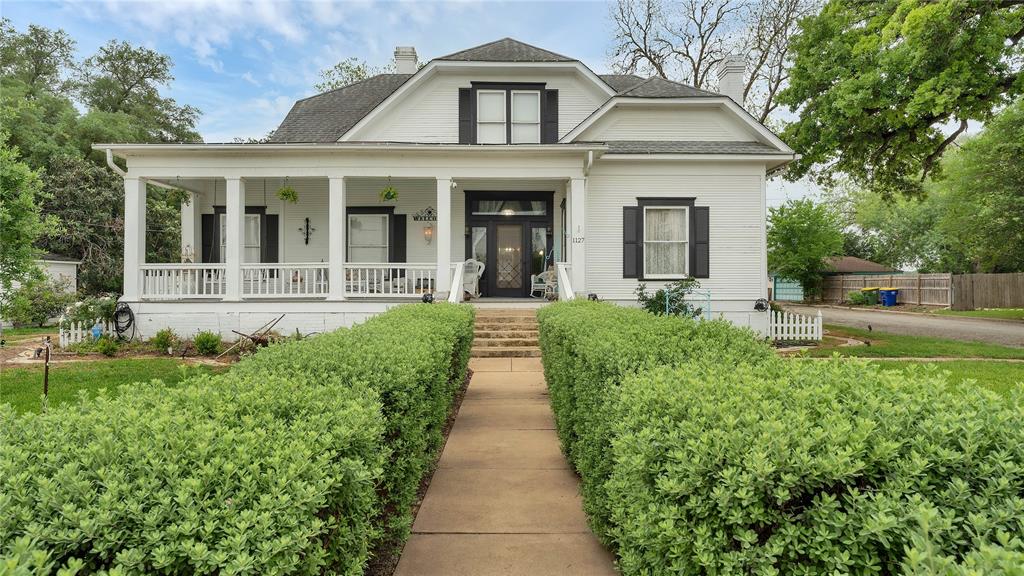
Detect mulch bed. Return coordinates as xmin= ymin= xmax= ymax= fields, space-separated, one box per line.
xmin=363 ymin=367 xmax=473 ymax=576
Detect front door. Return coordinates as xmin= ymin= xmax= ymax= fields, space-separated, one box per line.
xmin=466 ymin=192 xmax=554 ymax=298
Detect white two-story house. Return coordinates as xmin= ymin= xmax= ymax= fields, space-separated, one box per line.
xmin=98 ymin=38 xmax=794 ymax=338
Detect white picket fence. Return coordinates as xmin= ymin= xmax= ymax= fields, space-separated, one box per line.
xmin=58 ymin=318 xmax=112 ymax=348
xmin=769 ymin=309 xmax=823 ymax=342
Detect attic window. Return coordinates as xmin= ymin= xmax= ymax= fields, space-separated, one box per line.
xmin=474 ymin=86 xmax=542 ymax=144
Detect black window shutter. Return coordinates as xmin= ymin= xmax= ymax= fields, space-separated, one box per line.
xmin=263 ymin=214 xmax=279 ymax=263
xmin=542 ymin=89 xmax=559 ymax=143
xmin=389 ymin=214 xmax=407 ymax=263
xmin=201 ymin=214 xmax=216 ymax=263
xmin=623 ymin=206 xmax=642 ymax=278
xmin=692 ymin=207 xmax=710 ymax=278
xmin=458 ymin=88 xmax=473 ymax=144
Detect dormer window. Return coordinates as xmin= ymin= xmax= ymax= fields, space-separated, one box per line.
xmin=462 ymin=82 xmax=555 ymax=145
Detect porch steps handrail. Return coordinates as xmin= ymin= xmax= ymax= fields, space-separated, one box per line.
xmin=555 ymin=262 xmax=574 ymax=301
xmin=448 ymin=262 xmax=466 ymax=303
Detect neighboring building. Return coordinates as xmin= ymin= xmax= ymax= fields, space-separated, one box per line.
xmin=96 ymin=38 xmax=795 ymax=338
xmin=1 ymin=253 xmax=80 ymax=326
xmin=770 ymin=256 xmax=897 ymax=301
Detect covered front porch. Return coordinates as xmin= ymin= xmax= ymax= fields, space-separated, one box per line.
xmin=120 ymin=166 xmax=586 ymax=305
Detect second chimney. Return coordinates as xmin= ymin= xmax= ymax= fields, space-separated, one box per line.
xmin=394 ymin=46 xmax=418 ymax=74
xmin=716 ymin=55 xmax=745 ymax=106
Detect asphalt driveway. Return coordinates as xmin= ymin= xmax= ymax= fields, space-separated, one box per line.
xmin=786 ymin=305 xmax=1024 ymax=348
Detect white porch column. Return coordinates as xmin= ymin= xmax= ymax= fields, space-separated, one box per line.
xmin=180 ymin=191 xmax=198 ymax=262
xmin=122 ymin=178 xmax=146 ymax=301
xmin=569 ymin=177 xmax=586 ymax=294
xmin=328 ymin=176 xmax=346 ymax=300
xmin=436 ymin=177 xmax=452 ymax=294
xmin=224 ymin=177 xmax=245 ymax=301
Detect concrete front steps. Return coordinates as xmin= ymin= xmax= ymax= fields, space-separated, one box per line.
xmin=472 ymin=309 xmax=541 ymax=358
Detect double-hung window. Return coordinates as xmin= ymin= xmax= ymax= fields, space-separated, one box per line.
xmin=218 ymin=213 xmax=261 ymax=263
xmin=475 ymin=88 xmax=541 ymax=144
xmin=643 ymin=206 xmax=688 ymax=278
xmin=347 ymin=213 xmax=389 ymax=262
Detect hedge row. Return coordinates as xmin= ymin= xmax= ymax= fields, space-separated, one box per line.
xmin=1 ymin=303 xmax=474 ymax=575
xmin=537 ymin=300 xmax=1024 ymax=574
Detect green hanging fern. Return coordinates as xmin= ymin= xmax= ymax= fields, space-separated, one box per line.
xmin=276 ymin=185 xmax=298 ymax=203
xmin=378 ymin=185 xmax=398 ymax=202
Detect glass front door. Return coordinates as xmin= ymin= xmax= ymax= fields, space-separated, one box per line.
xmin=494 ymin=224 xmax=524 ymax=295
xmin=466 ymin=192 xmax=554 ymax=298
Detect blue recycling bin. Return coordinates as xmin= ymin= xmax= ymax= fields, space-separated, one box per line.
xmin=879 ymin=288 xmax=898 ymax=307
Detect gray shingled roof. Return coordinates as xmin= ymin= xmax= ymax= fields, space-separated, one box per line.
xmin=437 ymin=38 xmax=574 ymax=62
xmin=598 ymin=74 xmax=646 ymax=93
xmin=603 ymin=141 xmax=787 ymax=155
xmin=617 ymin=76 xmax=718 ymax=98
xmin=269 ymin=74 xmax=413 ymax=143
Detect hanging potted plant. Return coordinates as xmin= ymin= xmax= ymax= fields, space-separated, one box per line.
xmin=277 ymin=178 xmax=298 ymax=203
xmin=378 ymin=177 xmax=398 ymax=202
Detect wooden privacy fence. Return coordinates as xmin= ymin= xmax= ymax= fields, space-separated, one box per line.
xmin=951 ymin=273 xmax=1024 ymax=310
xmin=770 ymin=309 xmax=822 ymax=342
xmin=823 ymin=274 xmax=952 ymax=306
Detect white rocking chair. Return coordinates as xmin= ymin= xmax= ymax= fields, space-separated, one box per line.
xmin=530 ymin=269 xmax=557 ymax=298
xmin=463 ymin=259 xmax=485 ymax=298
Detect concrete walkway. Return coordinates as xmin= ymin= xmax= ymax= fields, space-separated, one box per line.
xmin=393 ymin=357 xmax=617 ymax=576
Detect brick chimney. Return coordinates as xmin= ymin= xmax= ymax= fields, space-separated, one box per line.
xmin=716 ymin=55 xmax=745 ymax=106
xmin=394 ymin=46 xmax=418 ymax=74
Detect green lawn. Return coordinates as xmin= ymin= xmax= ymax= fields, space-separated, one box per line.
xmin=934 ymin=308 xmax=1024 ymax=321
xmin=806 ymin=324 xmax=1024 ymax=359
xmin=869 ymin=360 xmax=1024 ymax=397
xmin=1 ymin=326 xmax=58 ymax=342
xmin=1 ymin=358 xmax=227 ymax=414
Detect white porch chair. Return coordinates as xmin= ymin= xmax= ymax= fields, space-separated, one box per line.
xmin=463 ymin=259 xmax=485 ymax=298
xmin=530 ymin=269 xmax=557 ymax=298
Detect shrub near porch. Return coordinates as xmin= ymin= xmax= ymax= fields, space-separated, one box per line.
xmin=1 ymin=303 xmax=473 ymax=575
xmin=538 ymin=301 xmax=1024 ymax=574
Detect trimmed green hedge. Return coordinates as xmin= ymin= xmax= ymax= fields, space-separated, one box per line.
xmin=538 ymin=300 xmax=1024 ymax=574
xmin=1 ymin=303 xmax=474 ymax=575
xmin=538 ymin=301 xmax=774 ymax=538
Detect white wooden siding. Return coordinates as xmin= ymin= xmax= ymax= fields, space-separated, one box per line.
xmin=584 ymin=161 xmax=767 ymax=301
xmin=576 ymin=106 xmax=753 ymax=141
xmin=354 ymin=70 xmax=608 ymax=142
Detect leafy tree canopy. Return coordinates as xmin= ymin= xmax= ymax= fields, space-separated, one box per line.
xmin=779 ymin=0 xmax=1024 ymax=195
xmin=0 ymin=20 xmax=76 ymax=96
xmin=767 ymin=198 xmax=844 ymax=297
xmin=315 ymin=57 xmax=393 ymax=92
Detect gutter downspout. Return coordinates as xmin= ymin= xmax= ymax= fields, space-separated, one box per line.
xmin=105 ymin=148 xmax=190 ymax=192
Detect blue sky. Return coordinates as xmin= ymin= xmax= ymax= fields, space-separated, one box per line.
xmin=4 ymin=0 xmax=813 ymax=204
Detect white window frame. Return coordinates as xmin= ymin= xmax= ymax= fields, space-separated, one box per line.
xmin=510 ymin=90 xmax=541 ymax=144
xmin=347 ymin=213 xmax=389 ymax=263
xmin=476 ymin=89 xmax=507 ymax=144
xmin=642 ymin=205 xmax=689 ymax=279
xmin=218 ymin=213 xmax=261 ymax=263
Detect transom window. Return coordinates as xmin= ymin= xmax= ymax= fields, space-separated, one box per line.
xmin=476 ymin=89 xmax=540 ymax=144
xmin=348 ymin=213 xmax=389 ymax=263
xmin=643 ymin=206 xmax=688 ymax=278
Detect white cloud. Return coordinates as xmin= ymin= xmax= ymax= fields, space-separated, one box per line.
xmin=240 ymin=71 xmax=259 ymax=86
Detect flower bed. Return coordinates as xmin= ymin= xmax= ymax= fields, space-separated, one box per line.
xmin=1 ymin=303 xmax=474 ymax=574
xmin=538 ymin=300 xmax=1024 ymax=574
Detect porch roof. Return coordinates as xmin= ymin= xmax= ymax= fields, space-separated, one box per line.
xmin=95 ymin=142 xmax=608 ymax=158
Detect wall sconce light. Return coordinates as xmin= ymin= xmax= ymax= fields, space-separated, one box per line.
xmin=423 ymin=224 xmax=434 ymax=244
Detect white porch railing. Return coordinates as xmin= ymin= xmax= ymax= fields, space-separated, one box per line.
xmin=343 ymin=263 xmax=436 ymax=298
xmin=241 ymin=263 xmax=329 ymax=298
xmin=141 ymin=264 xmax=226 ymax=299
xmin=770 ymin=309 xmax=823 ymax=341
xmin=555 ymin=262 xmax=574 ymax=301
xmin=448 ymin=262 xmax=466 ymax=303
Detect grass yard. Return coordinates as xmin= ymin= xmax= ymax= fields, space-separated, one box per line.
xmin=1 ymin=358 xmax=228 ymax=414
xmin=1 ymin=326 xmax=58 ymax=342
xmin=868 ymin=359 xmax=1024 ymax=397
xmin=806 ymin=324 xmax=1024 ymax=359
xmin=934 ymin=308 xmax=1024 ymax=321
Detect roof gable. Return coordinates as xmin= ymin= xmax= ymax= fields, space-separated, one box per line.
xmin=437 ymin=38 xmax=574 ymax=62
xmin=270 ymin=74 xmax=412 ymax=143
